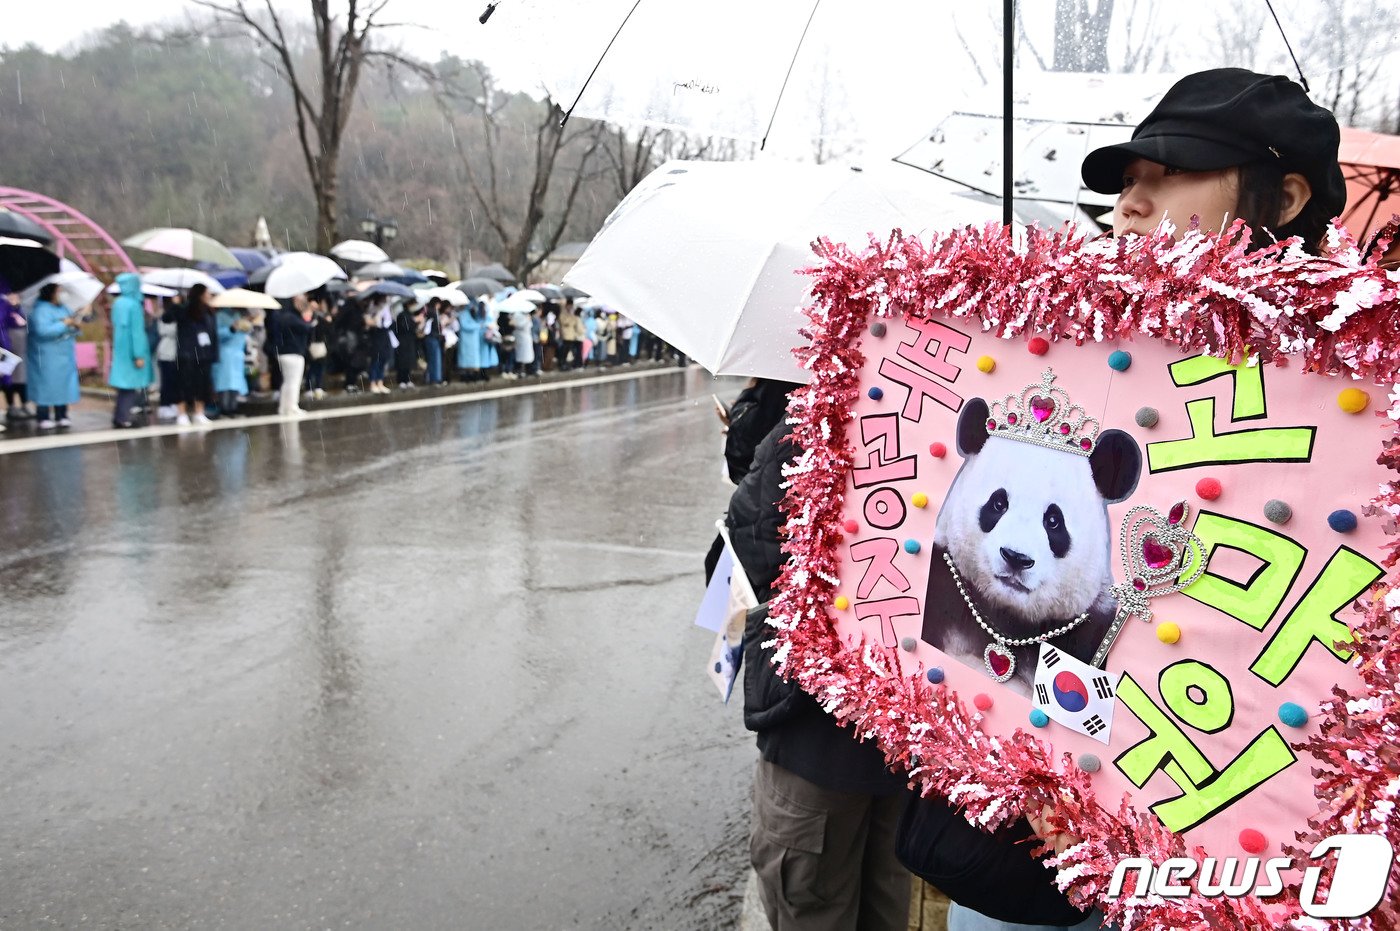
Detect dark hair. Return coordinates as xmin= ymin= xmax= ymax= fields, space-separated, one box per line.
xmin=37 ymin=282 xmax=60 ymax=304
xmin=187 ymin=283 xmax=211 ymax=320
xmin=1235 ymin=161 xmax=1335 ymax=255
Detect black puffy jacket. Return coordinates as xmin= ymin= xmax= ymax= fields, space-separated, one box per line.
xmin=726 ymin=423 xmax=903 ymax=795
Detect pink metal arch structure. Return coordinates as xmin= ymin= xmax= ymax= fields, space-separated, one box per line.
xmin=0 ymin=187 xmax=137 ymax=282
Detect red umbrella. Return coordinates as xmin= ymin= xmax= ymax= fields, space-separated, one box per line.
xmin=1338 ymin=126 xmax=1400 ymax=243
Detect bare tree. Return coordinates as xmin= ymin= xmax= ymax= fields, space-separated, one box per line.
xmin=439 ymin=62 xmax=607 ymax=281
xmin=808 ymin=57 xmax=857 ymax=165
xmin=601 ymin=126 xmax=662 ymax=201
xmin=191 ymin=0 xmax=424 ymax=252
xmin=1053 ymin=0 xmax=1115 ymax=72
xmin=1116 ymin=0 xmax=1173 ymax=73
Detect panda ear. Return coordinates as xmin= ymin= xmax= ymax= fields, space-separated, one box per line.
xmin=1090 ymin=429 xmax=1143 ymax=503
xmin=956 ymin=398 xmax=991 ymax=457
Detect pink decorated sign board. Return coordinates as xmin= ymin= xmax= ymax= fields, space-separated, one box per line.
xmin=770 ymin=222 xmax=1400 ymax=930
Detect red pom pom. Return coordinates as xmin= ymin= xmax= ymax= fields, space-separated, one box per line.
xmin=1028 ymin=336 xmax=1050 ymax=355
xmin=1238 ymin=829 xmax=1267 ymax=854
xmin=973 ymin=693 xmax=993 ymax=711
xmin=1196 ymin=477 xmax=1223 ymax=500
xmin=842 ymin=519 xmax=859 ymax=534
xmin=929 ymin=442 xmax=947 ymax=459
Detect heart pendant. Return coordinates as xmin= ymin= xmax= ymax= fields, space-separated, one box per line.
xmin=984 ymin=643 xmax=1015 ymax=682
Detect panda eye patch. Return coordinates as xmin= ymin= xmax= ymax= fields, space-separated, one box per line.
xmin=979 ymin=488 xmax=1009 ymax=533
xmin=1044 ymin=504 xmax=1071 ymax=558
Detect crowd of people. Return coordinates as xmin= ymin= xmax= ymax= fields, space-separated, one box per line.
xmin=0 ymin=274 xmax=682 ymax=432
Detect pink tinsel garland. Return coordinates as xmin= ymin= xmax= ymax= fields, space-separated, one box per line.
xmin=769 ymin=220 xmax=1400 ymax=931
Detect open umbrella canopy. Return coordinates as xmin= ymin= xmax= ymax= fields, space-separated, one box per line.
xmin=355 ymin=260 xmax=408 ymax=280
xmin=420 ymin=269 xmax=449 ymax=285
xmin=210 ymin=288 xmax=282 ymax=311
xmin=0 ymin=237 xmax=60 ymax=291
xmin=330 ymin=239 xmax=390 ymax=264
xmin=107 ymin=280 xmax=178 ymax=298
xmin=469 ymin=263 xmax=517 ymax=285
xmin=123 ymin=227 xmax=240 ymax=269
xmin=561 ymin=285 xmax=590 ymax=300
xmin=530 ymin=284 xmax=565 ymax=300
xmin=229 ymin=248 xmax=273 ymax=273
xmin=263 ymin=252 xmax=347 ymax=299
xmin=455 ymin=277 xmax=500 ymax=299
xmin=23 ymin=270 xmax=104 ymax=309
xmin=422 ymin=287 xmax=469 ymax=307
xmin=357 ymin=280 xmax=417 ymax=300
xmin=141 ymin=267 xmax=227 ymax=293
xmin=565 ymin=159 xmax=1003 ymax=382
xmin=515 ymin=289 xmax=547 ymax=303
xmin=0 ymin=209 xmax=53 ymax=246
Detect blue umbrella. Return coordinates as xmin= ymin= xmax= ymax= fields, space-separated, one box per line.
xmin=230 ymin=248 xmax=273 ymax=273
xmin=359 ymin=281 xmax=417 ymax=300
xmin=389 ymin=269 xmax=429 ymax=285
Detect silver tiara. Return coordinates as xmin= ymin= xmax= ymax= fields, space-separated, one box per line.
xmin=985 ymin=368 xmax=1100 ymax=457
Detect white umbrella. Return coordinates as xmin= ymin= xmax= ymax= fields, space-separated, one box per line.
xmin=515 ymin=289 xmax=547 ymax=303
xmin=141 ymin=267 xmax=227 ymax=293
xmin=23 ymin=270 xmax=104 ymax=309
xmin=264 ymin=252 xmax=347 ymax=299
xmin=330 ymin=239 xmax=390 ymax=264
xmin=564 ymin=159 xmax=1004 ymax=383
xmin=494 ymin=294 xmax=537 ymax=315
xmin=123 ymin=227 xmax=240 ymax=269
xmin=210 ymin=287 xmax=282 ymax=310
xmin=423 ymin=286 xmax=468 ymax=307
xmin=354 ymin=260 xmax=409 ymax=280
xmin=106 ymin=280 xmax=178 ymax=298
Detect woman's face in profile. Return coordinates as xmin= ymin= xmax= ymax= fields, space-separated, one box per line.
xmin=1114 ymin=158 xmax=1239 ymax=239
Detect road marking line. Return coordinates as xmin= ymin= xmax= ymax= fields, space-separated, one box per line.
xmin=0 ymin=367 xmax=690 ymax=457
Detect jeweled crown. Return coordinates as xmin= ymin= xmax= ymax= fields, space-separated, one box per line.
xmin=984 ymin=368 xmax=1100 ymax=457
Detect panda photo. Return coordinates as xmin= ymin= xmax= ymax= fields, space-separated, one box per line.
xmin=920 ymin=397 xmax=1142 ymax=696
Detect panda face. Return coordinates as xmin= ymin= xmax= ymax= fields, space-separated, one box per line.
xmin=936 ymin=436 xmax=1113 ymax=621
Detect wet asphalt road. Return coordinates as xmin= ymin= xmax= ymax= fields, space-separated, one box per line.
xmin=0 ymin=369 xmax=756 ymax=930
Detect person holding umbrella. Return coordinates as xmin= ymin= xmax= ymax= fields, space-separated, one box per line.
xmin=270 ymin=290 xmax=318 ymax=416
xmin=26 ymin=282 xmax=81 ymax=430
xmin=1 ymin=282 xmax=33 ymax=422
xmin=163 ymin=283 xmax=220 ymax=426
xmin=393 ymin=298 xmax=422 ymax=389
xmin=108 ymin=272 xmax=153 ymax=428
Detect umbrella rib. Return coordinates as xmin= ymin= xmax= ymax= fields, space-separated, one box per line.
xmin=560 ymin=0 xmax=645 ymax=130
xmin=760 ymin=0 xmax=823 ymax=153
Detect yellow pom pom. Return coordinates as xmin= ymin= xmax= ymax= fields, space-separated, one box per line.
xmin=834 ymin=596 xmax=849 ymax=611
xmin=911 ymin=492 xmax=929 ymax=508
xmin=1338 ymin=387 xmax=1370 ymax=414
xmin=1156 ymin=622 xmax=1181 ymax=644
xmin=976 ymin=355 xmax=996 ymax=373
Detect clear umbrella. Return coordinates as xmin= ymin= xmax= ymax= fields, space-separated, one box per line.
xmin=123 ymin=228 xmax=240 ymax=269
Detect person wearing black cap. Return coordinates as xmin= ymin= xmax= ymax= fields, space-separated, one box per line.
xmin=1081 ymin=67 xmax=1346 ymax=254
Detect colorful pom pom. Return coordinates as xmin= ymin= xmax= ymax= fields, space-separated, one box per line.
xmin=1328 ymin=509 xmax=1358 ymax=533
xmin=833 ymin=596 xmax=849 ymax=611
xmin=1278 ymin=702 xmax=1308 ymax=728
xmin=867 ymin=386 xmax=884 ymax=401
xmin=911 ymin=492 xmax=929 ymax=508
xmin=1337 ymin=387 xmax=1369 ymax=413
xmin=1077 ymin=754 xmax=1102 ymax=773
xmin=1157 ymin=622 xmax=1181 ymax=644
xmin=1195 ymin=477 xmax=1222 ymax=500
xmin=869 ymin=321 xmax=887 ymax=338
xmin=1134 ymin=407 xmax=1159 ymax=428
xmin=1238 ymin=829 xmax=1268 ymax=854
xmin=929 ymin=442 xmax=947 ymax=458
xmin=973 ymin=693 xmax=993 ymax=711
xmin=1027 ymin=336 xmax=1050 ymax=355
xmin=900 ymin=636 xmax=917 ymax=652
xmin=1264 ymin=500 xmax=1292 ymax=524
xmin=1108 ymin=350 xmax=1132 ymax=371
xmin=904 ymin=539 xmax=921 ymax=554
xmin=1029 ymin=708 xmax=1049 ymax=727
xmin=842 ymin=519 xmax=859 ymax=534
xmin=925 ymin=666 xmax=944 ymax=684
xmin=976 ymin=355 xmax=996 ymax=373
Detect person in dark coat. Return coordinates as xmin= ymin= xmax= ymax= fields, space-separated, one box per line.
xmin=162 ymin=283 xmax=219 ymax=426
xmin=393 ymin=300 xmax=421 ymax=389
xmin=269 ymin=296 xmax=314 ymax=417
xmin=333 ymin=297 xmax=368 ymax=393
xmin=727 ymin=422 xmax=911 ymax=931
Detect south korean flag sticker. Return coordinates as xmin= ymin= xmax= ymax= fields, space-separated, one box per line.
xmin=1032 ymin=645 xmax=1117 ymax=745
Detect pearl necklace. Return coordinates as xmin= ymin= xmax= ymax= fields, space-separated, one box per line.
xmin=942 ymin=551 xmax=1092 ymax=683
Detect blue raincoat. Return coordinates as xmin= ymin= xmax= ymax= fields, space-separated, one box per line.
xmin=26 ymin=299 xmax=80 ymax=406
xmin=479 ymin=305 xmax=500 ymax=369
xmin=108 ymin=272 xmax=153 ymax=390
xmin=456 ymin=310 xmax=483 ymax=370
xmin=210 ymin=309 xmax=249 ymax=394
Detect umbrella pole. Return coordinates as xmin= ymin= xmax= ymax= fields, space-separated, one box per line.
xmin=1003 ymin=0 xmax=1014 ymax=227
xmin=760 ymin=0 xmax=824 ymax=152
xmin=560 ymin=0 xmax=645 ymax=129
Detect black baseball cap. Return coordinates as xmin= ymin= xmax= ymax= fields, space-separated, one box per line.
xmin=1081 ymin=68 xmax=1346 ymax=218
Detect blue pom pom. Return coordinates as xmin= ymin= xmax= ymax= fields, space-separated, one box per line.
xmin=925 ymin=666 xmax=944 ymax=684
xmin=1278 ymin=702 xmax=1309 ymax=728
xmin=1029 ymin=708 xmax=1049 ymax=728
xmin=903 ymin=539 xmax=921 ymax=554
xmin=867 ymin=386 xmax=884 ymax=401
xmin=1327 ymin=509 xmax=1358 ymax=533
xmin=1108 ymin=350 xmax=1132 ymax=371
